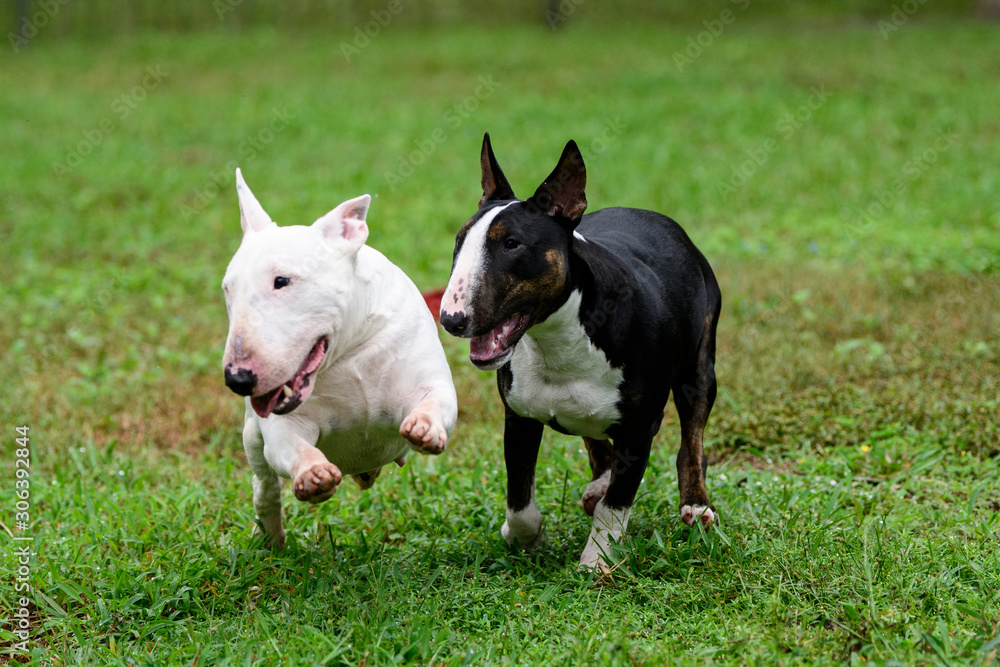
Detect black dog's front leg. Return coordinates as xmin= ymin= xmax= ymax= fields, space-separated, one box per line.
xmin=501 ymin=407 xmax=545 ymax=550
xmin=578 ymin=417 xmax=658 ymax=569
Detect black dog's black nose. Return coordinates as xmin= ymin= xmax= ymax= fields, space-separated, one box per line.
xmin=224 ymin=367 xmax=257 ymax=396
xmin=439 ymin=310 xmax=469 ymax=336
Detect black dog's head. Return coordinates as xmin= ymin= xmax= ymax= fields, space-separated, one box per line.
xmin=439 ymin=133 xmax=588 ymax=370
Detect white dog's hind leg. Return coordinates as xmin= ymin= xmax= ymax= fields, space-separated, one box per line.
xmin=350 ymin=467 xmax=382 ymax=490
xmin=243 ymin=414 xmax=286 ymax=549
xmin=251 ymin=473 xmax=285 ymax=550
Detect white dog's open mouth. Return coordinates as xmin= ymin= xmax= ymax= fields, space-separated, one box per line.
xmin=469 ymin=313 xmax=530 ymax=370
xmin=250 ymin=337 xmax=328 ymax=419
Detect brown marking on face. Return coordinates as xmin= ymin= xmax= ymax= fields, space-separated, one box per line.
xmin=457 ymin=217 xmax=478 ymax=237
xmin=487 ymin=220 xmax=509 ymax=242
xmin=545 ymin=248 xmax=565 ymax=277
xmin=530 ymin=248 xmax=568 ymax=299
xmin=487 ymin=246 xmax=569 ymax=325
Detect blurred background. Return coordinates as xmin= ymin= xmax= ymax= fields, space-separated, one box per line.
xmin=7 ymin=0 xmax=998 ymax=34
xmin=3 ymin=0 xmax=998 ymax=450
xmin=2 ymin=3 xmax=999 ymax=662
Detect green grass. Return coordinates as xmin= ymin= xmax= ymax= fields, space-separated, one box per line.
xmin=2 ymin=14 xmax=999 ymax=666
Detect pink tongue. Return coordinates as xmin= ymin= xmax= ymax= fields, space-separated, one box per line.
xmin=250 ymin=388 xmax=283 ymax=419
xmin=470 ymin=330 xmax=501 ymax=361
xmin=470 ymin=315 xmax=522 ymax=361
xmin=249 ymin=338 xmax=328 ymax=419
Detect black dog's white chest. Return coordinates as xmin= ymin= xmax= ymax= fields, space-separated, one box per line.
xmin=505 ymin=291 xmax=624 ymax=439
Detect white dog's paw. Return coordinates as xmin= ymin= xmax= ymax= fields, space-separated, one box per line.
xmin=680 ymin=504 xmax=716 ymax=528
xmin=501 ymin=505 xmax=544 ymax=550
xmin=293 ymin=462 xmax=342 ymax=503
xmin=582 ymin=470 xmax=611 ymax=516
xmin=400 ymin=409 xmax=447 ymax=455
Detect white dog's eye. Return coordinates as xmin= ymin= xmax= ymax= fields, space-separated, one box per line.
xmin=274 ymin=276 xmax=291 ymax=289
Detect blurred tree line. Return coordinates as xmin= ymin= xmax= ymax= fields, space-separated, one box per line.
xmin=7 ymin=0 xmax=986 ymax=41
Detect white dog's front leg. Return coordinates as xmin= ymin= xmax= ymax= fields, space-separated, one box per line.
xmin=261 ymin=420 xmax=342 ymax=505
xmin=243 ymin=414 xmax=285 ymax=549
xmin=400 ymin=390 xmax=456 ymax=455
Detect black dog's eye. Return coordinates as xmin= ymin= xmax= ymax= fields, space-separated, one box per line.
xmin=504 ymin=238 xmax=521 ymax=251
xmin=273 ymin=276 xmax=291 ymax=289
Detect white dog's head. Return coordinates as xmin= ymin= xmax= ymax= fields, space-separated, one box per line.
xmin=222 ymin=169 xmax=370 ymax=419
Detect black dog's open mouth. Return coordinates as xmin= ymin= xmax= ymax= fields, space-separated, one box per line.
xmin=469 ymin=314 xmax=530 ymax=370
xmin=250 ymin=337 xmax=328 ymax=419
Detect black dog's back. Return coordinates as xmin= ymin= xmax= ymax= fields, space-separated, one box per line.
xmin=573 ymin=207 xmax=720 ymax=375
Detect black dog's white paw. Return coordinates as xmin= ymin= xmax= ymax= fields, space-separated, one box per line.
xmin=502 ymin=505 xmax=544 ymax=550
xmin=680 ymin=504 xmax=716 ymax=527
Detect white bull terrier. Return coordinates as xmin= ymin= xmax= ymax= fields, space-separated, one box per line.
xmin=221 ymin=169 xmax=458 ymax=549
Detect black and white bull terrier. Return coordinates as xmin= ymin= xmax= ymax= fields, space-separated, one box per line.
xmin=439 ymin=135 xmax=721 ymax=569
xmin=222 ymin=169 xmax=458 ymax=550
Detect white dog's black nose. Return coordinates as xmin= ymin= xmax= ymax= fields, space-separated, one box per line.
xmin=224 ymin=367 xmax=257 ymax=396
xmin=439 ymin=311 xmax=469 ymax=336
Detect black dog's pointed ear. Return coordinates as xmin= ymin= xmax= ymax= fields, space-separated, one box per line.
xmin=480 ymin=133 xmax=516 ymax=207
xmin=529 ymin=140 xmax=587 ymax=225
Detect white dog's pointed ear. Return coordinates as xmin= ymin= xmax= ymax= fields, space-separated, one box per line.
xmin=314 ymin=194 xmax=370 ymax=252
xmin=235 ymin=168 xmax=275 ymax=234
